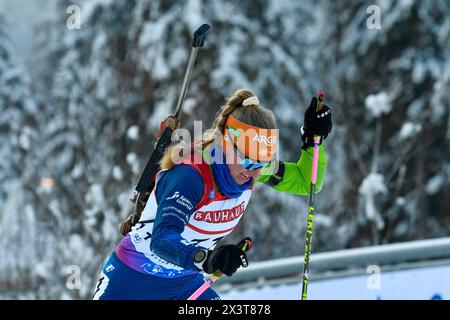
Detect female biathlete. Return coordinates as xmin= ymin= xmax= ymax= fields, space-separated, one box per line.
xmin=93 ymin=88 xmax=332 ymax=300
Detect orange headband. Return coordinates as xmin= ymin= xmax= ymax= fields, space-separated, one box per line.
xmin=223 ymin=114 xmax=279 ymax=162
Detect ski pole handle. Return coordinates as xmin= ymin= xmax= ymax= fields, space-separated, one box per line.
xmin=316 ymin=90 xmax=324 ymax=112
xmin=187 ymin=238 xmax=252 ymax=300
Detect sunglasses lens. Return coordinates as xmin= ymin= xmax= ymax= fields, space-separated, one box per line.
xmin=241 ymin=158 xmax=266 ymax=171
xmin=227 ymin=132 xmax=269 ymax=171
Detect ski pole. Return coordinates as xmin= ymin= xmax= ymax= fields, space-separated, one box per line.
xmin=119 ymin=24 xmax=211 ymax=236
xmin=301 ymin=90 xmax=324 ymax=300
xmin=187 ymin=238 xmax=252 ymax=300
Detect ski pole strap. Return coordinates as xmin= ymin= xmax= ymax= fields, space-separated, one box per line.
xmin=239 ymin=238 xmax=252 ymax=252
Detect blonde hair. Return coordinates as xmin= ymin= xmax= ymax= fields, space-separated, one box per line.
xmin=159 ymin=88 xmax=277 ymax=170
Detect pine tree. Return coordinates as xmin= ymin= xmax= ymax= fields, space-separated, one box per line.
xmin=318 ymin=0 xmax=450 ymax=247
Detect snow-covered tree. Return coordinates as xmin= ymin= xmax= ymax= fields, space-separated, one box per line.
xmin=317 ymin=0 xmax=450 ymax=247
xmin=0 ymin=17 xmax=51 ymax=297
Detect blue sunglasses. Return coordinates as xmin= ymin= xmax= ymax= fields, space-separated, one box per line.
xmin=227 ymin=133 xmax=271 ymax=171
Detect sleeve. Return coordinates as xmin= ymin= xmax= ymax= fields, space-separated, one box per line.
xmin=150 ymin=164 xmax=206 ymax=271
xmin=256 ymin=144 xmax=328 ymax=195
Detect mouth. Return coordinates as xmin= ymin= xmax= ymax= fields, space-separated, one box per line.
xmin=240 ymin=173 xmax=250 ymax=181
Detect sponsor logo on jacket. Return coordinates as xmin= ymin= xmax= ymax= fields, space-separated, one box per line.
xmin=193 ymin=201 xmax=245 ymax=223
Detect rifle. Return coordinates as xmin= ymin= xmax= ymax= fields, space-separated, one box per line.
xmin=119 ymin=24 xmax=211 ymax=236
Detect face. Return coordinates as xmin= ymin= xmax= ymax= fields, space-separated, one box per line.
xmin=224 ymin=148 xmax=263 ymax=184
xmin=227 ymin=163 xmax=263 ymax=185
